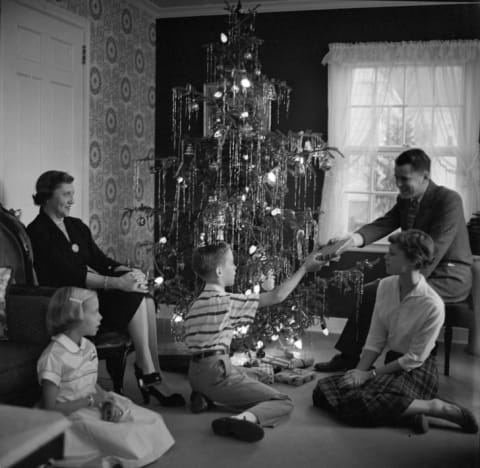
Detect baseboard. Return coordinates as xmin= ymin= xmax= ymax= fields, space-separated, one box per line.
xmin=309 ymin=317 xmax=469 ymax=344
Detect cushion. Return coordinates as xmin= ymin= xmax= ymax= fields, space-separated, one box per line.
xmin=6 ymin=293 xmax=50 ymax=346
xmin=0 ymin=267 xmax=13 ymax=340
xmin=0 ymin=341 xmax=43 ymax=405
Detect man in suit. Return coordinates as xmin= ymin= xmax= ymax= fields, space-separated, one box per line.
xmin=315 ymin=148 xmax=473 ymax=372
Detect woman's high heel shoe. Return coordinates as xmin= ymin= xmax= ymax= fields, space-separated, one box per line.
xmin=133 ymin=364 xmax=186 ymax=407
xmin=133 ymin=363 xmax=153 ymax=404
xmin=148 ymin=386 xmax=186 ymax=407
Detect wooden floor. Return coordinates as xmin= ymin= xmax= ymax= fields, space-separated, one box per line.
xmin=98 ymin=331 xmax=480 ymax=468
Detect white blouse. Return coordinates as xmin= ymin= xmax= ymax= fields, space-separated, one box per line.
xmin=362 ymin=275 xmax=444 ymax=371
xmin=37 ymin=334 xmax=98 ymax=402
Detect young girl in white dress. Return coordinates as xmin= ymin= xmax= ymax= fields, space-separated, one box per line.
xmin=37 ymin=286 xmax=175 ymax=468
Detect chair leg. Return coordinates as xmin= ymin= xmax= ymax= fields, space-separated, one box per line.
xmin=444 ymin=324 xmax=452 ymax=376
xmin=105 ymin=346 xmax=129 ymax=395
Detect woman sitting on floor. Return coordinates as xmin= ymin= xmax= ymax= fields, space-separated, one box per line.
xmin=312 ymin=229 xmax=478 ymax=434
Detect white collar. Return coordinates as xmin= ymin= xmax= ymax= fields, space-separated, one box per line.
xmin=395 ymin=274 xmax=427 ymax=299
xmin=203 ymin=283 xmax=227 ymax=293
xmin=53 ymin=333 xmax=87 ymax=352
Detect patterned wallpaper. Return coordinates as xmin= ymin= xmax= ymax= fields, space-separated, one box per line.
xmin=49 ymin=0 xmax=156 ymax=271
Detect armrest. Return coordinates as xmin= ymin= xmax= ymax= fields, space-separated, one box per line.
xmin=8 ymin=285 xmax=56 ymax=297
xmin=5 ymin=287 xmax=56 ymax=346
xmin=469 ymin=256 xmax=480 ymax=354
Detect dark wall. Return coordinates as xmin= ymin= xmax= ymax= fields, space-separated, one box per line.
xmin=155 ymin=4 xmax=479 ymax=316
xmin=156 ymin=4 xmax=480 ymax=155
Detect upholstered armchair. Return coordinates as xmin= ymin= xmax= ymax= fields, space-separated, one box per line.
xmin=0 ymin=205 xmax=132 ymax=405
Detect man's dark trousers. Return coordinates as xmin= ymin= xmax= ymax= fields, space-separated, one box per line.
xmin=334 ymin=280 xmax=379 ymax=359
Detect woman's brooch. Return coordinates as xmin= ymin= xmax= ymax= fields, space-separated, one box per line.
xmin=71 ymin=243 xmax=79 ymax=253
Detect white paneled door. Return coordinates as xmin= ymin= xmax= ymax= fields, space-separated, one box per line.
xmin=0 ymin=0 xmax=88 ymax=225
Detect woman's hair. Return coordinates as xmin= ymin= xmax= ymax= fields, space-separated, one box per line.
xmin=46 ymin=287 xmax=97 ymax=336
xmin=395 ymin=148 xmax=431 ymax=173
xmin=388 ymin=229 xmax=435 ymax=270
xmin=192 ymin=242 xmax=231 ymax=279
xmin=32 ymin=170 xmax=74 ymax=206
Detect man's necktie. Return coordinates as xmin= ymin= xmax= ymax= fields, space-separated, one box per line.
xmin=405 ymin=198 xmax=419 ymax=230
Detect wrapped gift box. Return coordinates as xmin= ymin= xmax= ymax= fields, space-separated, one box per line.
xmin=274 ymin=368 xmax=316 ymax=386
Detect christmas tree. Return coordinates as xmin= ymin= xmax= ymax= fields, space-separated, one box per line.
xmin=129 ymin=2 xmax=371 ymax=354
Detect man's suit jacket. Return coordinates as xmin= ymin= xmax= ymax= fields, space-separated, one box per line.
xmin=356 ymin=180 xmax=472 ymax=302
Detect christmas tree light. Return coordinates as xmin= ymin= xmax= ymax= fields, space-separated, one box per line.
xmin=126 ymin=2 xmax=375 ymax=351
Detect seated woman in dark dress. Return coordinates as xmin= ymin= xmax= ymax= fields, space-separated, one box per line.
xmin=313 ymin=229 xmax=478 ymax=434
xmin=27 ymin=170 xmax=185 ymax=407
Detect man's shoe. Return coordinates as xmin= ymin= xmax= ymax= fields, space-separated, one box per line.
xmin=211 ymin=417 xmax=264 ymax=442
xmin=314 ymin=354 xmax=358 ymax=372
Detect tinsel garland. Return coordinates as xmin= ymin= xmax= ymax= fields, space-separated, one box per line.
xmin=151 ymin=258 xmax=379 ymax=348
xmin=123 ymin=2 xmax=372 ymax=347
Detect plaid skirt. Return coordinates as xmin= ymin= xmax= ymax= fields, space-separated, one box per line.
xmin=312 ymin=353 xmax=439 ymax=426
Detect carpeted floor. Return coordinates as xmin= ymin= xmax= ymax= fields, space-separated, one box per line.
xmin=99 ymin=332 xmax=480 ymax=468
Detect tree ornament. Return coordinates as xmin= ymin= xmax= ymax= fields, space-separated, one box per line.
xmin=126 ymin=2 xmax=347 ymax=348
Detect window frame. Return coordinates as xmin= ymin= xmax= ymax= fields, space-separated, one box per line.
xmin=341 ymin=62 xmax=463 ymax=242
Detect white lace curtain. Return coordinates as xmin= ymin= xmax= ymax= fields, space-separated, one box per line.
xmin=318 ymin=40 xmax=480 ymax=243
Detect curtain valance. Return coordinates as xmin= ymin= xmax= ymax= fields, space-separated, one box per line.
xmin=322 ymin=40 xmax=480 ymax=65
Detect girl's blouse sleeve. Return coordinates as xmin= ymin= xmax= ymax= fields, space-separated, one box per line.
xmin=37 ymin=347 xmax=63 ymax=387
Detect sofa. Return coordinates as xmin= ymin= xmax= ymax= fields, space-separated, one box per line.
xmin=0 ymin=204 xmax=48 ymax=406
xmin=0 ymin=287 xmax=52 ymax=406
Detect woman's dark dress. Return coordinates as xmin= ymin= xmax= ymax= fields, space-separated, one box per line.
xmin=27 ymin=209 xmax=143 ymax=332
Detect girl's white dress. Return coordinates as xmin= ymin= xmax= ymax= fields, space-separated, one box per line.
xmin=37 ymin=334 xmax=175 ymax=468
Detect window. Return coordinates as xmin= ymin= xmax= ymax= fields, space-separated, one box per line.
xmin=318 ymin=41 xmax=480 ymax=244
xmin=344 ymin=65 xmax=460 ymax=233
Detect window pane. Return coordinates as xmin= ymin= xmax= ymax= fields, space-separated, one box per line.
xmin=374 ymin=155 xmax=397 ymax=191
xmin=435 ymin=66 xmax=463 ymax=105
xmin=347 ymin=193 xmax=370 ymax=232
xmin=434 ymin=107 xmax=459 ymax=146
xmin=351 ymin=68 xmax=376 ymax=105
xmin=377 ymin=67 xmax=405 ymax=105
xmin=431 ymin=156 xmax=457 ymax=190
xmin=406 ymin=66 xmax=434 ymax=105
xmin=379 ymin=106 xmax=403 ymax=146
xmin=348 ymin=107 xmax=374 ymax=146
xmin=405 ymin=107 xmax=433 ymax=147
xmin=345 ymin=154 xmax=370 ymax=191
xmin=374 ymin=194 xmax=396 ymax=219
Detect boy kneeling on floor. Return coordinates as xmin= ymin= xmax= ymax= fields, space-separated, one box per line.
xmin=184 ymin=241 xmax=326 ymax=442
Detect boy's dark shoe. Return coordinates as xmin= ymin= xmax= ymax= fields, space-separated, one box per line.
xmin=190 ymin=391 xmax=214 ymax=414
xmin=211 ymin=417 xmax=264 ymax=442
xmin=314 ymin=354 xmax=358 ymax=372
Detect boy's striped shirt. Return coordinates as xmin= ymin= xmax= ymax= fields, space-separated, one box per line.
xmin=184 ymin=289 xmax=260 ymax=352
